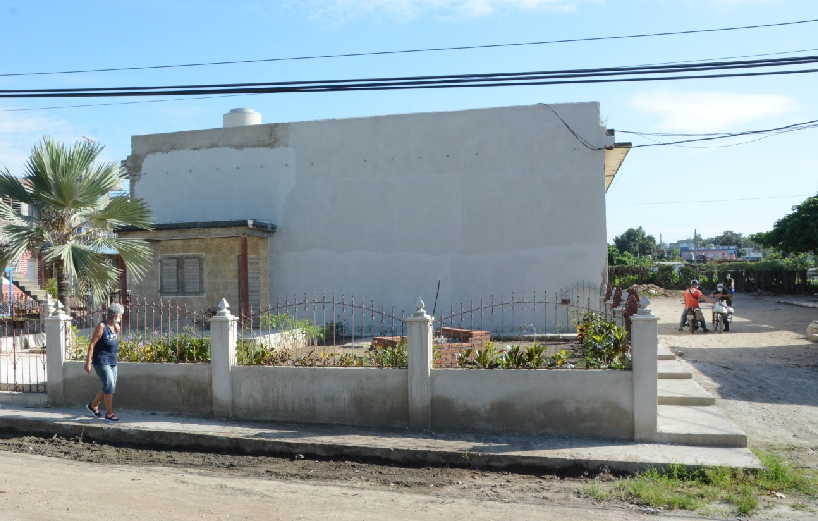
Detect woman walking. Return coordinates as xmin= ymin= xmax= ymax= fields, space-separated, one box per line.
xmin=84 ymin=303 xmax=124 ymax=422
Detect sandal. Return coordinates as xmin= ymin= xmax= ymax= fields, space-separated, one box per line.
xmin=86 ymin=402 xmax=101 ymax=418
xmin=104 ymin=414 xmax=120 ymax=422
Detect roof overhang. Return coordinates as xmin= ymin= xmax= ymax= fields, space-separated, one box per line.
xmin=604 ymin=142 xmax=631 ymax=193
xmin=117 ymin=219 xmax=277 ymax=240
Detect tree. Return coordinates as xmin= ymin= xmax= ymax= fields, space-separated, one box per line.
xmin=0 ymin=138 xmax=153 ymax=308
xmin=613 ymin=227 xmax=656 ymax=256
xmin=711 ymin=230 xmax=745 ymax=247
xmin=751 ymin=193 xmax=818 ymax=256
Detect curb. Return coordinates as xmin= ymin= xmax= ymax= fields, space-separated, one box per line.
xmin=0 ymin=414 xmax=760 ymax=474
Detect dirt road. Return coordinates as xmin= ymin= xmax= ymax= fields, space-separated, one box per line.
xmin=652 ymin=294 xmax=818 ymax=465
xmin=0 ymin=449 xmax=697 ymax=521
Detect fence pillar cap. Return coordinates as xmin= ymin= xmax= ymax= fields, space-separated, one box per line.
xmin=47 ymin=300 xmax=69 ymax=320
xmin=408 ymin=297 xmax=433 ymax=322
xmin=637 ymin=296 xmax=652 ymax=315
xmin=213 ymin=298 xmax=236 ymax=320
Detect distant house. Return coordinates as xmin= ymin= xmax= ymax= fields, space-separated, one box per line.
xmin=120 ymin=103 xmax=631 ymax=319
xmin=680 ymin=246 xmax=738 ymax=262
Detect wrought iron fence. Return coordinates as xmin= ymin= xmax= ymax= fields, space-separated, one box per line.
xmin=237 ymin=295 xmax=408 ymax=366
xmin=68 ymin=297 xmax=212 ymax=363
xmin=0 ymin=303 xmax=46 ymax=392
xmin=436 ymin=285 xmax=603 ymax=338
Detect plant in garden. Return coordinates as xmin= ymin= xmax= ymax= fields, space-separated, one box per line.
xmin=576 ymin=312 xmax=631 ymax=369
xmin=258 ymin=312 xmax=325 ymax=344
xmin=499 ymin=345 xmax=528 ymax=369
xmin=549 ymin=349 xmax=572 ymax=368
xmin=370 ymin=341 xmax=408 ymax=368
xmin=524 ymin=344 xmax=547 ymax=368
xmin=0 ymin=139 xmax=153 ymax=307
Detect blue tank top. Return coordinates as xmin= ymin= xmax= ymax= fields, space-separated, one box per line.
xmin=92 ymin=322 xmax=120 ymax=366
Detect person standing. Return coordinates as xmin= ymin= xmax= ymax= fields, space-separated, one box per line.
xmin=84 ymin=303 xmax=124 ymax=422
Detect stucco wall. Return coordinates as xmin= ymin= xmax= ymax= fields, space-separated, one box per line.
xmin=231 ymin=366 xmax=409 ymax=428
xmin=62 ymin=361 xmax=212 ymax=414
xmin=128 ymin=235 xmax=269 ymax=311
xmin=129 ymin=103 xmax=610 ymax=317
xmin=431 ymin=369 xmax=634 ymax=438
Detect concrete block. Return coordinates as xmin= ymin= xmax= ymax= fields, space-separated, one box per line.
xmin=657 ymin=360 xmax=693 ymax=379
xmin=658 ymin=379 xmax=715 ymax=406
xmin=656 ymin=405 xmax=748 ymax=448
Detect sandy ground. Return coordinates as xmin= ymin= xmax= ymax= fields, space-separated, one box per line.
xmin=0 ymin=449 xmax=694 ymax=521
xmin=652 ymin=294 xmax=818 ymax=466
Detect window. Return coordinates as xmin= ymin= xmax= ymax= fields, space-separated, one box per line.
xmin=159 ymin=255 xmax=203 ymax=295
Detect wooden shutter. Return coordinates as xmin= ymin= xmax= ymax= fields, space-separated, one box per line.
xmin=182 ymin=257 xmax=202 ymax=294
xmin=159 ymin=258 xmax=179 ymax=294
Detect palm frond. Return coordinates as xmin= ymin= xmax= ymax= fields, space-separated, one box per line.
xmin=86 ymin=196 xmax=153 ymax=231
xmin=0 ymin=223 xmax=41 ymax=270
xmin=0 ymin=169 xmax=33 ymax=203
xmin=43 ymin=241 xmax=120 ymax=296
xmin=90 ymin=236 xmax=153 ymax=282
xmin=0 ymin=201 xmax=26 ymax=226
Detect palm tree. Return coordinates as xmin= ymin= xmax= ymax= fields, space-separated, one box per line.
xmin=0 ymin=138 xmax=152 ymax=309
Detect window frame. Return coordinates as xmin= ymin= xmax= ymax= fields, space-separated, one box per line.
xmin=158 ymin=254 xmax=205 ymax=296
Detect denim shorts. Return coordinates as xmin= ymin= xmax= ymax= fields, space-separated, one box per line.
xmin=93 ymin=363 xmax=118 ymax=394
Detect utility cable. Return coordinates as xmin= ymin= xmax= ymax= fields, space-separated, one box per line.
xmin=4 ymin=53 xmax=818 ymax=94
xmin=3 ymin=56 xmax=818 ymax=99
xmin=2 ymin=16 xmax=817 ymax=78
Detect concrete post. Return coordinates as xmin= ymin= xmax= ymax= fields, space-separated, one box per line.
xmin=406 ymin=298 xmax=433 ymax=431
xmin=45 ymin=300 xmax=70 ymax=406
xmin=210 ymin=298 xmax=237 ymax=418
xmin=631 ymin=301 xmax=658 ymax=442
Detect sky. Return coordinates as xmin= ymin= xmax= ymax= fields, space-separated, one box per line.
xmin=1 ymin=0 xmax=816 ymax=244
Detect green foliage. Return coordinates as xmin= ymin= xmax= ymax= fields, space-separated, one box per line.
xmin=0 ymin=138 xmax=153 ymax=302
xmin=369 ymin=341 xmax=408 ymax=368
xmin=44 ymin=278 xmax=58 ymax=299
xmin=576 ymin=312 xmax=631 ymax=369
xmin=608 ymin=245 xmax=653 ymax=267
xmin=117 ymin=331 xmax=211 ymax=363
xmin=258 ymin=313 xmax=325 ymax=344
xmin=584 ymin=450 xmax=818 ymax=516
xmin=499 ymin=345 xmax=528 ymax=369
xmin=613 ymin=227 xmax=656 ymax=257
xmin=753 ymin=192 xmax=818 ymax=255
xmin=550 ymin=349 xmax=572 ymax=368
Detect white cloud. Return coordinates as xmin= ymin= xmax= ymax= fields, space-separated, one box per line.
xmin=0 ymin=109 xmax=86 ymax=174
xmin=629 ymin=91 xmax=797 ymax=132
xmin=293 ymin=0 xmax=595 ymax=19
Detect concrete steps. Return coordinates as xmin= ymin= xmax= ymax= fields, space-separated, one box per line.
xmin=10 ymin=275 xmax=47 ymax=303
xmin=658 ymin=378 xmax=715 ymax=406
xmin=656 ymin=405 xmax=748 ymax=448
xmin=657 ymin=359 xmax=693 ymax=379
xmin=657 ymin=345 xmax=676 ymax=360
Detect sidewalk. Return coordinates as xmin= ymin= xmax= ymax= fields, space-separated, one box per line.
xmin=0 ymin=404 xmax=760 ymax=473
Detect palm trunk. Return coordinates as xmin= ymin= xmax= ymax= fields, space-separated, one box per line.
xmin=55 ymin=262 xmax=71 ymax=314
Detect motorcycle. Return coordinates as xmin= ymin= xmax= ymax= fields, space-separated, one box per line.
xmin=686 ymin=307 xmax=706 ymax=334
xmin=712 ymin=299 xmax=734 ymax=333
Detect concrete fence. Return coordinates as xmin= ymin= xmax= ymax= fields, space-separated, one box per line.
xmin=46 ymin=298 xmax=659 ymax=441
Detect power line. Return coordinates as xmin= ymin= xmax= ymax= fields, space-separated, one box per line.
xmin=5 ymin=46 xmax=818 ymax=113
xmin=2 ymin=17 xmax=817 ymax=78
xmin=631 ymin=119 xmax=818 ymax=148
xmin=3 ymin=54 xmax=818 ymax=99
xmin=5 ymin=53 xmax=817 ymax=94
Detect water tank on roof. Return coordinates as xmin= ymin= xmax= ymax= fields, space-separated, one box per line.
xmin=223 ymin=108 xmax=262 ymax=128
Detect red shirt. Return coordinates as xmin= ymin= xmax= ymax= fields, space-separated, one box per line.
xmin=684 ymin=288 xmax=703 ymax=308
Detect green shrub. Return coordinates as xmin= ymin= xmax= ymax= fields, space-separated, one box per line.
xmin=370 ymin=341 xmax=408 ymax=368
xmin=576 ymin=312 xmax=631 ymax=369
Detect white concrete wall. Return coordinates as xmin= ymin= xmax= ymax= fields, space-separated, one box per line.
xmin=130 ymin=103 xmax=611 ymax=315
xmin=431 ymin=369 xmax=634 ymax=438
xmin=230 ymin=366 xmax=409 ymax=428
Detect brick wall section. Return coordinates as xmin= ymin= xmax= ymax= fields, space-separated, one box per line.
xmin=371 ymin=336 xmax=406 ymax=349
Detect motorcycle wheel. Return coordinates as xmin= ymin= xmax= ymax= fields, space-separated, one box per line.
xmin=713 ymin=314 xmax=722 ymax=333
xmin=689 ymin=315 xmax=696 ymax=334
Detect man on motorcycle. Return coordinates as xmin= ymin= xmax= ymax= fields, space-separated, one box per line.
xmin=679 ymin=280 xmax=713 ymax=332
xmin=711 ymin=282 xmax=733 ymax=332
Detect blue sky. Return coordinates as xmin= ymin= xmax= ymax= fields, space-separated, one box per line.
xmin=1 ymin=0 xmax=816 ymax=244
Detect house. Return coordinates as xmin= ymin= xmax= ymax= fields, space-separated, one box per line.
xmin=120 ymin=103 xmax=630 ymax=320
xmin=680 ymin=246 xmax=738 ymax=262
